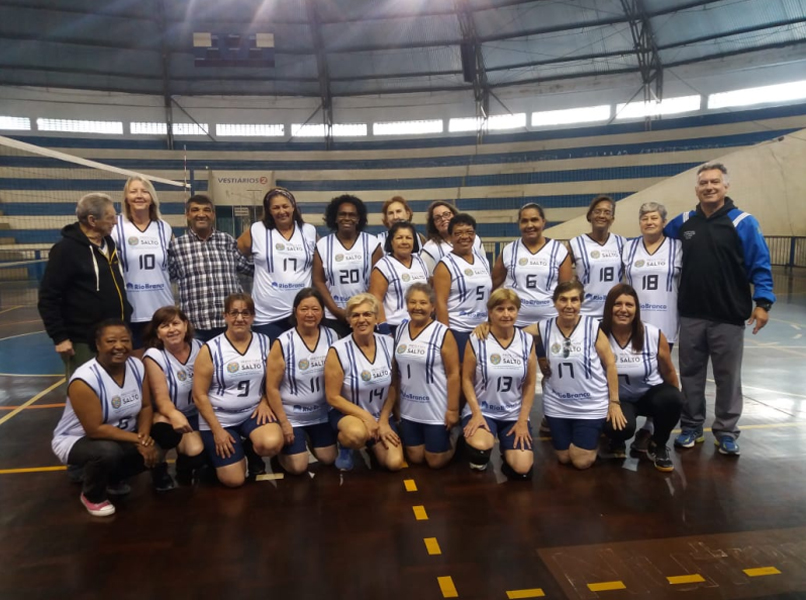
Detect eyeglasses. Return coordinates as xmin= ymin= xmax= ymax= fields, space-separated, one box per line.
xmin=433 ymin=212 xmax=454 ymax=222
xmin=562 ymin=338 xmax=572 ymax=359
xmin=227 ymin=310 xmax=253 ymax=318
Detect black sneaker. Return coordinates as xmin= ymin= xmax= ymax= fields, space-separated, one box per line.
xmin=630 ymin=429 xmax=652 ymax=454
xmin=151 ymin=462 xmax=176 ymax=492
xmin=648 ymin=442 xmax=674 ymax=472
xmin=600 ymin=439 xmax=627 ymax=459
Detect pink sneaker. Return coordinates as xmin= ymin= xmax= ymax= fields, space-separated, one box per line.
xmin=80 ymin=493 xmax=115 ymax=517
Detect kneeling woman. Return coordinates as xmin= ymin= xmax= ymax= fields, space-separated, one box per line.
xmin=264 ymin=288 xmax=339 ymax=474
xmin=324 ymin=293 xmax=405 ymax=471
xmin=192 ymin=293 xmax=284 ymax=488
xmin=394 ymin=283 xmax=461 ymax=468
xmin=599 ymin=284 xmax=683 ymax=472
xmin=462 ymin=289 xmax=537 ymax=478
xmin=143 ymin=306 xmax=206 ymax=485
xmin=52 ymin=320 xmax=161 ymax=517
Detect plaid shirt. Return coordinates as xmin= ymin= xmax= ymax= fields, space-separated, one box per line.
xmin=168 ymin=229 xmax=253 ymax=330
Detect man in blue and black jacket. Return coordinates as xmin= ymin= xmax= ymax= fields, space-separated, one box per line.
xmin=664 ymin=162 xmax=775 ymax=457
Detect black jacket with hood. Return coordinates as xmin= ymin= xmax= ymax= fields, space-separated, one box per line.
xmin=38 ymin=223 xmax=132 ymax=346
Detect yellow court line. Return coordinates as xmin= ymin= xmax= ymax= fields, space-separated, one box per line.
xmin=412 ymin=505 xmax=429 ymax=521
xmin=0 ymin=466 xmax=67 ymax=474
xmin=506 ymin=588 xmax=545 ymax=599
xmin=0 ymin=378 xmax=65 ymax=427
xmin=404 ymin=479 xmax=418 ymax=492
xmin=0 ymin=306 xmax=22 ymax=315
xmin=587 ymin=581 xmax=626 ymax=592
xmin=668 ymin=574 xmax=705 ymax=585
xmin=424 ymin=537 xmax=441 ymax=555
xmin=437 ymin=576 xmax=458 ymax=598
xmin=744 ymin=567 xmax=781 ymax=577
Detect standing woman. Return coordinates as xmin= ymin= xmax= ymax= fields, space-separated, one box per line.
xmin=369 ymin=221 xmax=429 ymax=336
xmin=421 ymin=201 xmax=486 ymax=275
xmin=433 ymin=213 xmax=492 ymax=363
xmin=192 ymin=293 xmax=284 ymax=488
xmin=313 ymin=195 xmax=382 ymax=338
xmin=238 ymin=187 xmax=317 ymax=341
xmin=375 ymin=196 xmax=424 ymax=250
xmin=394 ymin=283 xmax=461 ymax=469
xmin=143 ymin=306 xmax=207 ymax=485
xmin=324 ymin=293 xmax=404 ymax=472
xmin=569 ymin=195 xmax=625 ymax=318
xmin=264 ymin=289 xmax=339 ymax=474
xmin=112 ymin=177 xmax=173 ymax=356
xmin=493 ymin=203 xmax=573 ymax=327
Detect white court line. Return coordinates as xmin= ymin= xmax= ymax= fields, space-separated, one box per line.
xmin=0 ymin=378 xmax=65 ymax=427
xmin=708 ymin=378 xmax=806 ymax=400
xmin=0 ymin=330 xmax=45 ymax=342
xmin=0 ymin=306 xmax=23 ymax=315
xmin=0 ymin=373 xmax=62 ymax=378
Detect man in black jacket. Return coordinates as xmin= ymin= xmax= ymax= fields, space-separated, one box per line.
xmin=38 ymin=193 xmax=133 ymax=378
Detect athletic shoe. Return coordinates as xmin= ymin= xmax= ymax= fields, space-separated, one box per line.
xmin=715 ymin=436 xmax=741 ymax=456
xmin=80 ymin=494 xmax=115 ymax=517
xmin=151 ymin=463 xmax=176 ymax=492
xmin=647 ymin=442 xmax=674 ymax=472
xmin=600 ymin=439 xmax=627 ymax=459
xmin=106 ymin=481 xmax=131 ymax=496
xmin=538 ymin=417 xmax=551 ymax=435
xmin=335 ymin=447 xmax=354 ymax=471
xmin=469 ymin=461 xmax=488 ymax=471
xmin=674 ymin=429 xmax=705 ymax=449
xmin=630 ymin=429 xmax=652 ymax=454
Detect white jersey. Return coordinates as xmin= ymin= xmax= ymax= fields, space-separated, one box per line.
xmin=608 ymin=324 xmax=664 ymax=401
xmin=52 ymin=357 xmax=145 ymax=464
xmin=622 ymin=237 xmax=682 ymax=344
xmin=331 ymin=333 xmax=393 ymax=419
xmin=251 ymin=221 xmax=317 ymax=323
xmin=143 ymin=339 xmax=203 ymax=417
xmin=316 ymin=232 xmax=378 ymax=319
xmin=501 ymin=238 xmax=569 ymax=327
xmin=539 ymin=316 xmax=609 ymax=419
xmin=394 ymin=319 xmax=451 ymax=425
xmin=570 ymin=233 xmax=625 ymax=317
xmin=112 ymin=217 xmax=173 ymax=322
xmin=277 ymin=326 xmax=337 ymax=426
xmin=461 ymin=329 xmax=533 ymax=422
xmin=438 ymin=253 xmax=491 ymax=331
xmin=421 ymin=235 xmax=485 ymax=275
xmin=373 ymin=255 xmax=429 ymax=326
xmin=202 ymin=332 xmax=270 ymax=430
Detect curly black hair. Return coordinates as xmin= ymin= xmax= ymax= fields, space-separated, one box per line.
xmin=324 ymin=194 xmax=368 ymax=232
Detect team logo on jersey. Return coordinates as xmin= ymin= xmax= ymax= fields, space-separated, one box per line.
xmin=298 ymin=359 xmax=310 ymax=371
xmin=633 ymin=259 xmax=645 ymax=268
xmin=518 ymin=257 xmax=528 ymax=266
xmin=397 ymin=344 xmax=407 ymax=354
xmin=111 ymin=396 xmax=122 ymax=409
xmin=335 ymin=254 xmax=345 ymax=262
xmin=401 ymin=273 xmax=411 ymax=282
xmin=464 ymin=268 xmax=474 ymax=276
xmin=226 ymin=362 xmax=240 ymax=373
xmin=176 ymin=370 xmax=188 ymax=382
xmin=275 ymin=243 xmax=285 ymax=251
xmin=490 ymin=353 xmax=501 ymax=365
xmin=550 ymin=343 xmax=562 ymax=355
xmin=360 ymin=370 xmax=372 ymax=382
xmin=683 ymin=231 xmax=695 ymax=240
xmin=590 ymin=250 xmax=600 ymax=259
xmin=127 ymin=236 xmax=139 ymax=246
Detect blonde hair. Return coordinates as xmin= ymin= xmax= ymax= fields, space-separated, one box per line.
xmin=122 ymin=177 xmax=162 ymax=222
xmin=346 ymin=293 xmax=380 ymax=318
xmin=487 ymin=288 xmax=521 ymax=312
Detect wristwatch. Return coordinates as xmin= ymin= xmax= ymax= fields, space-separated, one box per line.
xmin=755 ymin=299 xmax=773 ymax=312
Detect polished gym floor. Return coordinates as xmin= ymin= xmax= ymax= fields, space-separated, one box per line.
xmin=1 ymin=269 xmax=805 ymax=600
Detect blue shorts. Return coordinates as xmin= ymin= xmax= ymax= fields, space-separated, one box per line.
xmin=451 ymin=329 xmax=472 ymax=363
xmin=545 ymin=416 xmax=605 ymax=451
xmin=129 ymin=321 xmax=148 ymax=350
xmin=399 ymin=419 xmax=451 ymax=453
xmin=200 ymin=414 xmax=264 ymax=468
xmin=185 ymin=413 xmax=200 ymax=432
xmin=282 ymin=422 xmax=337 ymax=455
xmin=328 ymin=409 xmax=399 ymax=448
xmin=461 ymin=414 xmax=532 ymax=451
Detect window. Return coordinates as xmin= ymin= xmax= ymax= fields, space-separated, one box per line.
xmin=373 ymin=119 xmax=443 ymax=136
xmin=333 ymin=123 xmax=367 ymax=137
xmin=615 ymin=95 xmax=701 ymax=120
xmin=449 ymin=113 xmax=526 ymax=133
xmin=36 ymin=118 xmax=123 ymax=134
xmin=131 ymin=122 xmax=168 ymax=135
xmin=172 ymin=123 xmax=209 ymax=136
xmin=532 ymin=105 xmax=610 ymax=127
xmin=708 ymin=80 xmax=806 ymax=109
xmin=0 ymin=116 xmax=31 ymax=131
xmin=216 ymin=123 xmax=284 ymax=137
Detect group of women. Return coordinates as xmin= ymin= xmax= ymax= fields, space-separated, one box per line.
xmin=51 ymin=180 xmax=687 ymax=516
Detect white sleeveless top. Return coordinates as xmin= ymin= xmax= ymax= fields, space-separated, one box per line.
xmin=277 ymin=326 xmax=337 ymax=427
xmin=501 ymin=238 xmax=568 ymax=327
xmin=52 ymin=357 xmax=145 ymax=463
xmin=421 ymin=235 xmax=485 ymax=275
xmin=316 ymin=232 xmax=378 ymax=319
xmin=570 ymin=233 xmax=625 ymax=318
xmin=112 ymin=217 xmax=173 ymax=322
xmin=437 ymin=253 xmax=492 ymax=331
xmin=394 ymin=319 xmax=451 ymax=425
xmin=250 ymin=221 xmax=317 ymax=323
xmin=461 ymin=329 xmax=533 ymax=422
xmin=538 ymin=316 xmax=609 ymax=419
xmin=608 ymin=323 xmax=664 ymax=401
xmin=202 ymin=332 xmax=270 ymax=430
xmin=331 ymin=333 xmax=394 ymax=419
xmin=622 ymin=237 xmax=682 ymax=343
xmin=373 ymin=254 xmax=429 ymax=326
xmin=143 ymin=339 xmax=203 ymax=417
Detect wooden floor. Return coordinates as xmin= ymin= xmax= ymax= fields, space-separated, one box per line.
xmin=2 ymin=269 xmax=806 ymax=600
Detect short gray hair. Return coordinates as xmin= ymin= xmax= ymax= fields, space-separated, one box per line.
xmin=76 ymin=193 xmax=114 ymax=225
xmin=405 ymin=282 xmax=436 ymax=305
xmin=638 ymin=202 xmax=667 ymax=221
xmin=697 ymin=162 xmax=730 ymax=184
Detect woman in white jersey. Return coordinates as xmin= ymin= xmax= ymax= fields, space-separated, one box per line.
xmin=192 ymin=293 xmax=284 ymax=487
xmin=369 ymin=221 xmax=429 ymax=336
xmin=493 ymin=203 xmax=573 ymax=326
xmin=462 ymin=289 xmax=537 ymax=479
xmin=421 ymin=201 xmax=485 ymax=275
xmin=524 ymin=281 xmax=624 ymax=469
xmin=434 ymin=213 xmax=492 ymax=363
xmin=622 ymin=202 xmax=682 ymax=452
xmin=313 ymin=195 xmax=382 ymax=338
xmin=112 ymin=177 xmax=173 ymax=356
xmin=394 ymin=283 xmax=461 ymax=468
xmin=143 ymin=306 xmax=206 ymax=485
xmin=569 ymin=195 xmax=625 ymax=318
xmin=52 ymin=320 xmax=161 ymax=517
xmin=264 ymin=288 xmax=338 ymax=474
xmin=324 ymin=293 xmax=404 ymax=472
xmin=237 ymin=187 xmax=317 ymax=342
xmin=598 ymin=284 xmax=683 ymax=472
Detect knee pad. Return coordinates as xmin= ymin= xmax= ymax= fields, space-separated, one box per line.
xmin=501 ymin=461 xmax=533 ymax=480
xmin=466 ymin=446 xmax=491 ymax=469
xmin=150 ymin=422 xmax=182 ymax=450
xmin=177 ymin=451 xmax=207 ymax=472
